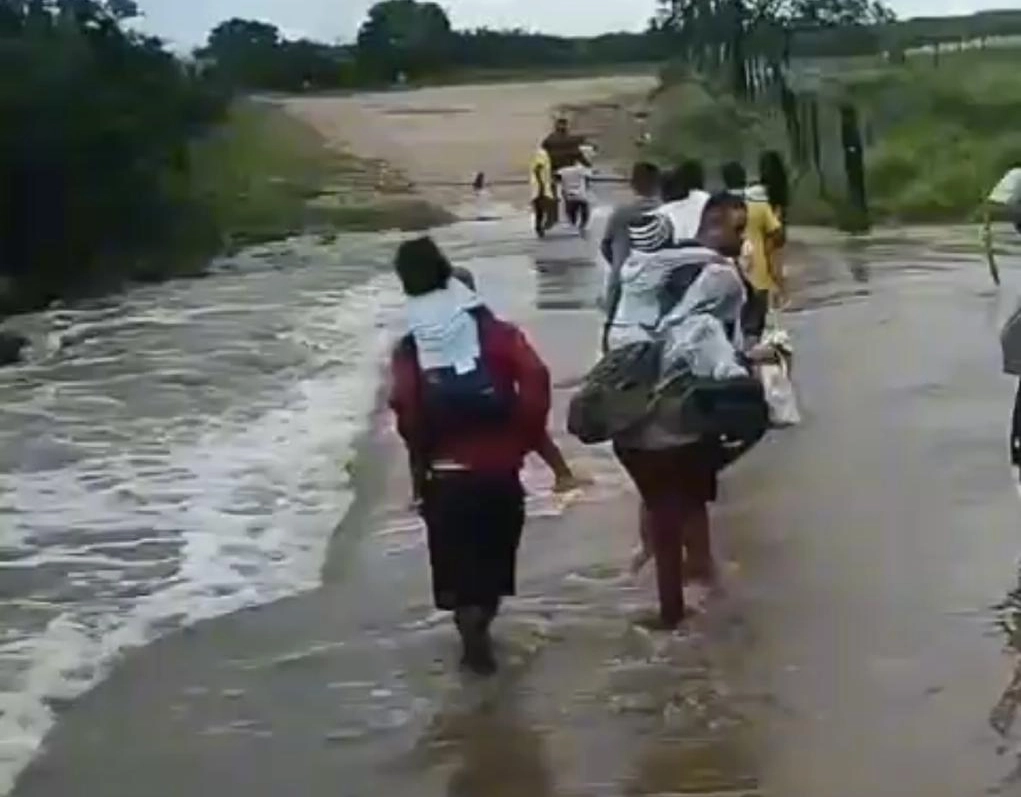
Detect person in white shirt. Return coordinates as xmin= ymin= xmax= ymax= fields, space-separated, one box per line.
xmin=658 ymin=159 xmax=710 ymax=243
xmin=557 ymin=155 xmax=593 ymax=234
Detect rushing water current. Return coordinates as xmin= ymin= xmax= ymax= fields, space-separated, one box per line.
xmin=0 ymin=230 xmax=433 ymax=789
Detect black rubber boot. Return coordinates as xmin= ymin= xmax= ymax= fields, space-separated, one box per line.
xmin=454 ymin=606 xmax=497 ymax=676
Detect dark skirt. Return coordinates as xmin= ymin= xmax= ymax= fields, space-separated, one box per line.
xmin=421 ymin=471 xmax=525 ymax=611
xmin=613 ymin=441 xmax=719 ymax=504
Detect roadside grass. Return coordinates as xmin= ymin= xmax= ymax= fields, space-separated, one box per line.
xmin=638 ymin=49 xmax=1021 ymax=227
xmin=190 ymin=99 xmax=453 ymax=250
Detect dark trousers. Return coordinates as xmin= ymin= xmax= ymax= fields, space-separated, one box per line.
xmin=565 ymin=199 xmax=590 ymax=229
xmin=532 ymin=196 xmax=555 ymax=237
xmin=421 ymin=471 xmax=525 ymax=611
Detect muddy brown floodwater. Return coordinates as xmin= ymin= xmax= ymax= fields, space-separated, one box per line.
xmin=7 ymin=78 xmax=1021 ymax=797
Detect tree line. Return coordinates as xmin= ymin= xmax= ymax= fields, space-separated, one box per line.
xmin=198 ymin=1 xmax=671 ymax=92
xmin=0 ymin=0 xmax=227 ymax=314
xmin=654 ymin=0 xmax=1021 ymax=95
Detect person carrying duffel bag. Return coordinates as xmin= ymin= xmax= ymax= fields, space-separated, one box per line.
xmin=570 ymin=195 xmax=772 ymax=627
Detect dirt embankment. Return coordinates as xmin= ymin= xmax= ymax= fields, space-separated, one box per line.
xmin=280 ymin=75 xmax=656 ymax=210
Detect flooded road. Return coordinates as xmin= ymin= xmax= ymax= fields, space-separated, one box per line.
xmin=4 ymin=190 xmax=1021 ymax=795
xmin=726 ymin=226 xmax=1021 ymax=796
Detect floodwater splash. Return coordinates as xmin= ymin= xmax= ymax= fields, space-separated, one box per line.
xmin=0 ymin=240 xmax=404 ymax=793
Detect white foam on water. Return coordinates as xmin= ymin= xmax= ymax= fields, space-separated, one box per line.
xmin=0 ymin=272 xmax=405 ymax=794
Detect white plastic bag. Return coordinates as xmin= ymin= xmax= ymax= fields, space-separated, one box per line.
xmin=757 ymin=327 xmax=800 ymax=427
xmin=760 ymin=360 xmax=801 ymax=427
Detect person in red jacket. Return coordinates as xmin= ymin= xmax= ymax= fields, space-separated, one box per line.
xmin=389 ymin=237 xmax=551 ymax=675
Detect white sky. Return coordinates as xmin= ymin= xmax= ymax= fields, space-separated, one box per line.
xmin=134 ymin=0 xmax=1021 ymax=49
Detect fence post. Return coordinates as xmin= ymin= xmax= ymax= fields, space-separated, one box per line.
xmin=840 ymin=103 xmax=869 ymax=230
xmin=780 ymin=83 xmax=802 ymax=166
xmin=808 ymin=97 xmax=824 ymax=196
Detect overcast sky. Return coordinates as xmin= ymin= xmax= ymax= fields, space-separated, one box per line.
xmin=134 ymin=0 xmax=1021 ymax=49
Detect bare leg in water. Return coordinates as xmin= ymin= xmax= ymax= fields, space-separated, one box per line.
xmin=630 ymin=505 xmax=653 ymax=574
xmin=535 ymin=432 xmax=592 ymax=493
xmin=630 ymin=501 xmax=717 ymax=589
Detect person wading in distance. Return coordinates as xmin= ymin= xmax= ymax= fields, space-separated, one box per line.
xmin=530 ymin=145 xmax=556 ymax=238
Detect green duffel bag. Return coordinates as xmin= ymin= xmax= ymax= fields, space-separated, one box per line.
xmin=567 ymin=341 xmax=661 ymax=444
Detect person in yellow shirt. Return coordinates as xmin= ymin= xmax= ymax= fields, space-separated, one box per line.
xmin=530 ymin=147 xmax=555 ymax=238
xmin=722 ymin=160 xmax=784 ymax=338
xmin=744 ymin=189 xmax=784 ymax=297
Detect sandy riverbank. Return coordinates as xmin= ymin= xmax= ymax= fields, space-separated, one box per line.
xmin=281 ymin=75 xmax=656 ymax=209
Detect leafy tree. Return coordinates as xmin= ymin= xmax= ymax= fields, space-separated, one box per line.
xmin=654 ymin=0 xmax=895 ymax=95
xmin=356 ymin=0 xmax=454 ymax=80
xmin=0 ymin=0 xmax=226 ymax=310
xmin=200 ymin=18 xmax=283 ymax=88
xmin=198 ymin=18 xmax=358 ymax=91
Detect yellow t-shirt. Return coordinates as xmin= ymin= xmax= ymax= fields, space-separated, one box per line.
xmin=744 ymin=197 xmax=783 ymax=293
xmin=529 ymin=148 xmax=553 ymax=200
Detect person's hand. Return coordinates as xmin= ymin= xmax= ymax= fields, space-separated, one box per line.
xmin=747 ymin=342 xmax=780 ymax=364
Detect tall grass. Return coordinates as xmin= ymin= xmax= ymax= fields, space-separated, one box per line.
xmin=190 ymin=100 xmax=453 ymax=251
xmin=847 ymin=58 xmax=1021 ymax=222
xmin=649 ymin=50 xmax=1021 ymax=225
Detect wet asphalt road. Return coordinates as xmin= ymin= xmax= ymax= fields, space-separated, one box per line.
xmin=722 ymin=226 xmax=1021 ymax=796
xmin=9 ymin=220 xmax=1021 ymax=797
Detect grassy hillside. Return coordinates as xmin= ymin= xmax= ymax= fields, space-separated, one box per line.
xmin=191 ymin=101 xmax=453 ymax=251
xmin=641 ymin=48 xmax=1021 ymax=227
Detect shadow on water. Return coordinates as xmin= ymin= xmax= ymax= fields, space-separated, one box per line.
xmin=421 ymin=700 xmax=555 ymax=797
xmin=533 ymin=252 xmax=601 ymax=312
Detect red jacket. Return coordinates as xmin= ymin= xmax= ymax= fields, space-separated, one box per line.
xmin=389 ymin=310 xmax=551 ymax=475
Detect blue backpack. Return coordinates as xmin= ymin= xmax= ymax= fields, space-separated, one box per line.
xmin=401 ymin=308 xmax=514 ymax=431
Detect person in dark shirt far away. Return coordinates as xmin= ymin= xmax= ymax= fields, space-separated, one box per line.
xmin=721 ymin=161 xmax=747 ymax=196
xmin=541 ymin=116 xmax=584 ymax=227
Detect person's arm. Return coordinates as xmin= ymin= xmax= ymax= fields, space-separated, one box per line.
xmin=508 ymin=326 xmax=551 ymax=451
xmin=602 ymin=276 xmax=623 ymax=354
xmin=600 ymin=205 xmax=621 ymax=265
xmin=1011 ymin=379 xmax=1021 ymax=471
xmin=533 ymin=164 xmax=547 ymax=197
xmin=389 ymin=346 xmax=428 ymax=500
xmin=763 ymin=206 xmax=786 ymax=296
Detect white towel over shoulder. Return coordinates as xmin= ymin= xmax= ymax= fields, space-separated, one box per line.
xmin=404 ymin=279 xmax=483 ymax=373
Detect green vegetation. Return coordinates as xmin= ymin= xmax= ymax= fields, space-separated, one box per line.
xmin=792 ymin=9 xmax=1021 ymax=58
xmin=190 ymin=100 xmax=451 ymax=251
xmin=0 ymin=0 xmax=227 ymax=315
xmin=198 ymin=3 xmax=671 ymax=92
xmin=644 ymin=0 xmax=1021 ymax=226
xmin=645 ymin=50 xmax=1021 ymax=226
xmin=0 ymin=1 xmax=451 ymax=318
xmin=846 ymin=57 xmax=1021 ymax=223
